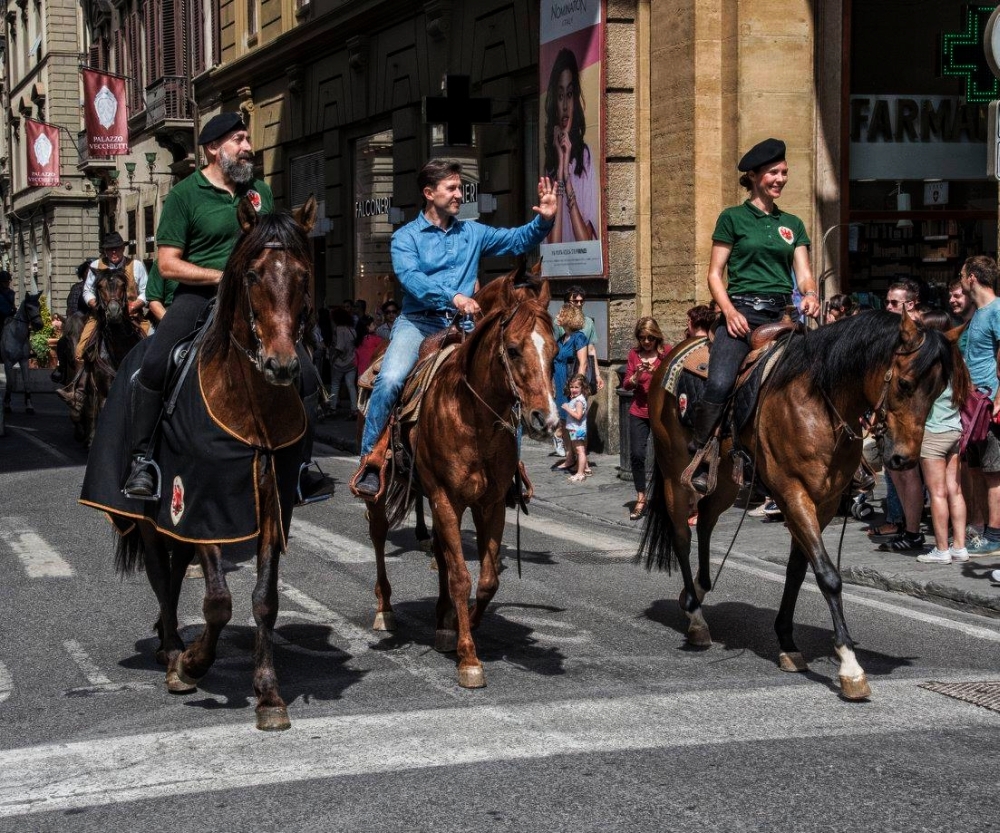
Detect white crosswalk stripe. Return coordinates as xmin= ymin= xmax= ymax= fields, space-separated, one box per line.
xmin=62 ymin=640 xmax=154 ymax=696
xmin=0 ymin=662 xmax=11 ymax=704
xmin=0 ymin=677 xmax=995 ymax=818
xmin=289 ymin=516 xmax=398 ymax=563
xmin=1 ymin=517 xmax=75 ymax=578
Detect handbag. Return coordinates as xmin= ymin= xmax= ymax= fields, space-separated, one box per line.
xmin=959 ymin=386 xmax=993 ymax=455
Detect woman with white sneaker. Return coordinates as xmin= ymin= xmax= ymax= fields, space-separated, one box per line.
xmin=917 ymin=310 xmax=970 ymax=564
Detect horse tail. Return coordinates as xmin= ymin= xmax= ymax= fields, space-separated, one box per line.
xmin=384 ymin=477 xmax=418 ymax=530
xmin=636 ymin=458 xmax=675 ymax=574
xmin=114 ymin=524 xmax=146 ymax=576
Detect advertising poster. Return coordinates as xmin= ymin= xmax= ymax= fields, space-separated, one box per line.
xmin=539 ymin=0 xmax=605 ymax=278
xmin=25 ymin=119 xmax=60 ymax=187
xmin=82 ymin=68 xmax=129 ymax=157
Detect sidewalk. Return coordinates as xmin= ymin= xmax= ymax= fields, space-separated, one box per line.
xmin=316 ymin=413 xmax=1000 ymax=620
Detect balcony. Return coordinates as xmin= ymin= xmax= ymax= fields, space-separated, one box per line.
xmin=76 ymin=130 xmax=117 ymax=173
xmin=145 ymin=76 xmax=191 ymax=131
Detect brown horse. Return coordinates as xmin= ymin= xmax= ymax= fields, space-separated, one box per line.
xmin=367 ymin=266 xmax=559 ymax=687
xmin=76 ymin=270 xmax=145 ymax=445
xmin=639 ymin=310 xmax=955 ymax=699
xmin=96 ymin=197 xmax=316 ymax=731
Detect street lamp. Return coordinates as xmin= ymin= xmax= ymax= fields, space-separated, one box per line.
xmin=145 ymin=151 xmax=157 ymax=183
xmin=124 ymin=160 xmax=137 ymax=189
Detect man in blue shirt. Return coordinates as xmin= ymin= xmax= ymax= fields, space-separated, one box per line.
xmin=959 ymin=255 xmax=1000 ymax=554
xmin=352 ymin=159 xmax=557 ymax=497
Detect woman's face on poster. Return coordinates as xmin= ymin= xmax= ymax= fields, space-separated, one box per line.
xmin=556 ymin=68 xmax=576 ymax=134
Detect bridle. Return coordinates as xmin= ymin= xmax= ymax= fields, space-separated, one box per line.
xmin=867 ymin=334 xmax=926 ymax=440
xmin=228 ymin=240 xmax=307 ymax=373
xmin=462 ymin=303 xmax=529 ymax=436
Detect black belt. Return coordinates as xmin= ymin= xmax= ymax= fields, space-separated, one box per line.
xmin=409 ymin=308 xmax=454 ymax=318
xmin=730 ymin=293 xmax=791 ymax=311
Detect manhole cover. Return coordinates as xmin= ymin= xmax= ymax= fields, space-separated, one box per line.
xmin=920 ymin=680 xmax=1000 ymax=714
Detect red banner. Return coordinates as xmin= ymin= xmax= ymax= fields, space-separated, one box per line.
xmin=25 ymin=119 xmax=60 ymax=187
xmin=82 ymin=68 xmax=129 ymax=156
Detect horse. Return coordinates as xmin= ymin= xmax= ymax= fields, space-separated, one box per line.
xmin=365 ymin=265 xmax=560 ymax=688
xmin=1 ymin=290 xmax=43 ymax=414
xmin=639 ymin=310 xmax=955 ymax=699
xmin=88 ymin=196 xmax=317 ymax=731
xmin=75 ymin=270 xmax=145 ymax=445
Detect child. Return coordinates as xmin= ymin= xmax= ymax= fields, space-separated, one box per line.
xmin=561 ymin=374 xmax=591 ymax=483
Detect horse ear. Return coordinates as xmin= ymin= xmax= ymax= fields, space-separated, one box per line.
xmin=899 ymin=307 xmax=922 ymax=347
xmin=944 ymin=322 xmax=967 ymax=344
xmin=537 ymin=278 xmax=551 ymax=306
xmin=237 ymin=196 xmax=259 ymax=234
xmin=295 ymin=195 xmax=318 ymax=235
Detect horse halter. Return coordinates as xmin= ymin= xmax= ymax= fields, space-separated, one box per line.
xmin=228 ymin=241 xmax=306 ymax=373
xmin=462 ymin=303 xmax=527 ymax=435
xmin=868 ymin=334 xmax=926 ymax=440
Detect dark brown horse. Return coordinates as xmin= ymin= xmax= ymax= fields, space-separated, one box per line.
xmin=76 ymin=270 xmax=145 ymax=445
xmin=367 ymin=266 xmax=559 ymax=687
xmin=104 ymin=197 xmax=316 ymax=730
xmin=640 ymin=310 xmax=955 ymax=699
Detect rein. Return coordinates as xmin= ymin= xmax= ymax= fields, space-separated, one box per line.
xmin=461 ymin=304 xmax=526 ymax=436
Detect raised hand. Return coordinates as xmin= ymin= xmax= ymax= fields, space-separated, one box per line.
xmin=534 ymin=176 xmax=558 ymax=222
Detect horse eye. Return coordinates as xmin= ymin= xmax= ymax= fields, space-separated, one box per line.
xmin=897 ymin=378 xmax=914 ymax=396
xmin=246 ymin=269 xmax=260 ymax=284
xmin=507 ymin=346 xmax=521 ymax=360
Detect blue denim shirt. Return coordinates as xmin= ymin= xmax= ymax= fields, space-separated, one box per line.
xmin=390 ymin=212 xmax=552 ymax=316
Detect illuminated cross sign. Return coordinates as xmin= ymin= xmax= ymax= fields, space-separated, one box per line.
xmin=423 ymin=75 xmax=492 ymax=145
xmin=941 ymin=4 xmax=1000 ymax=104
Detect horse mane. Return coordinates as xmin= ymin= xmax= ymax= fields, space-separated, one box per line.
xmin=459 ymin=291 xmax=552 ymax=378
xmin=766 ymin=310 xmax=954 ymax=395
xmin=202 ymin=211 xmax=313 ymax=362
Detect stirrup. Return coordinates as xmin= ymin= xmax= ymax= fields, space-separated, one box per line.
xmin=296 ymin=460 xmax=334 ymax=505
xmin=681 ymin=437 xmax=720 ymax=496
xmin=123 ymin=457 xmax=162 ymax=501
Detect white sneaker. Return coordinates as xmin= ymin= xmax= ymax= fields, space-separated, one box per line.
xmin=747 ymin=504 xmax=768 ymax=517
xmin=949 ymin=546 xmax=969 ymax=563
xmin=917 ymin=548 xmax=952 ymax=564
xmin=553 ymin=439 xmax=566 ymax=457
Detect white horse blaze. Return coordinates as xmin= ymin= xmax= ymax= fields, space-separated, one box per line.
xmin=531 ymin=328 xmax=559 ymax=426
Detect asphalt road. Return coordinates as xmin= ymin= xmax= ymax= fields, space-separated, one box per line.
xmin=1 ymin=395 xmax=999 ymax=832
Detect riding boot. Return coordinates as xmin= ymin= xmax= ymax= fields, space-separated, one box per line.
xmin=687 ymin=399 xmax=726 ymax=495
xmin=297 ymin=388 xmax=334 ymax=503
xmin=505 ymin=460 xmax=534 ymax=509
xmin=123 ymin=376 xmax=164 ymax=499
xmin=351 ymin=427 xmax=392 ymax=500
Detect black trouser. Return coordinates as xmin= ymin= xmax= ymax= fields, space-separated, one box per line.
xmin=137 ymin=290 xmax=213 ymax=391
xmin=628 ymin=413 xmax=651 ymax=493
xmin=702 ymin=299 xmax=787 ymax=405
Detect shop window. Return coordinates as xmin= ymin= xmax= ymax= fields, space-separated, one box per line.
xmin=353 ymin=129 xmax=395 ymax=313
xmin=430 ymin=124 xmax=480 ymax=222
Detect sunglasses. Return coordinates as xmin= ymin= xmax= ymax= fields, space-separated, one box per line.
xmin=569 ymin=298 xmax=584 ymax=305
xmin=638 ymin=335 xmax=657 ymax=342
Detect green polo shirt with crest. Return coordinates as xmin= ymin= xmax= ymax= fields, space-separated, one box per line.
xmin=711 ymin=200 xmax=810 ymax=296
xmin=156 ymin=168 xmax=273 ymax=273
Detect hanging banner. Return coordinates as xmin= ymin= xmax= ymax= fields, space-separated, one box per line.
xmin=82 ymin=68 xmax=129 ymax=156
xmin=25 ymin=119 xmax=60 ymax=187
xmin=539 ymin=0 xmax=606 ymax=279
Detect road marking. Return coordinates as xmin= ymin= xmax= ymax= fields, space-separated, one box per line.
xmin=289 ymin=517 xmax=398 ymax=563
xmin=0 ymin=678 xmax=995 ymax=818
xmin=0 ymin=662 xmax=11 ymax=704
xmin=1 ymin=517 xmax=75 ymax=578
xmin=62 ymin=640 xmax=154 ymax=696
xmin=503 ymin=510 xmax=634 ymax=554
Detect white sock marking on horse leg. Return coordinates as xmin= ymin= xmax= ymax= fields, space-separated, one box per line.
xmin=835 ymin=644 xmax=865 ymax=680
xmin=687 ymin=608 xmax=709 ymax=632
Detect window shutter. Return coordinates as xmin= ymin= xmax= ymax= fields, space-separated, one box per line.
xmin=144 ymin=0 xmax=162 ymax=81
xmin=113 ymin=29 xmax=124 ymax=75
xmin=89 ymin=42 xmax=101 ymax=70
xmin=210 ymin=0 xmax=220 ymax=67
xmin=162 ymin=0 xmax=188 ymax=77
xmin=189 ymin=0 xmax=205 ymax=75
xmin=127 ymin=11 xmax=145 ymax=112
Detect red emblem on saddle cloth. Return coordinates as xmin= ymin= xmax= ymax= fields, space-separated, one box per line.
xmin=678 ymin=393 xmax=689 ymax=417
xmin=170 ymin=476 xmax=186 ymax=525
xmin=247 ymin=190 xmax=262 ymax=212
xmin=778 ymin=226 xmax=795 ymax=244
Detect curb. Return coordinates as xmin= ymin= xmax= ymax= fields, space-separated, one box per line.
xmin=840 ymin=565 xmax=1000 ymax=620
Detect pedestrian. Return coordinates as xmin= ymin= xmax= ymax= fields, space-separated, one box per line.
xmin=686 ymin=138 xmax=821 ymax=494
xmin=313 ymin=306 xmax=332 ymax=386
xmin=65 ymin=261 xmax=91 ymax=318
xmin=825 ymin=292 xmax=853 ymax=324
xmin=559 ymin=285 xmax=604 ymax=391
xmin=916 ymin=309 xmax=969 ymax=564
xmin=684 ymin=303 xmax=717 ymax=339
xmin=550 ymin=301 xmax=589 ymax=474
xmin=324 ymin=306 xmax=359 ymax=419
xmin=376 ymin=299 xmax=399 ymax=341
xmin=561 ymin=374 xmax=591 ymax=482
xmin=957 ymin=255 xmax=1000 ymax=555
xmin=622 ymin=316 xmax=667 ymax=519
xmin=351 ymin=158 xmax=557 ymax=497
xmin=355 ymin=314 xmax=384 ymax=377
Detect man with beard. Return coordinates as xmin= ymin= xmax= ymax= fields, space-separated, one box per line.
xmin=122 ymin=112 xmax=275 ymax=497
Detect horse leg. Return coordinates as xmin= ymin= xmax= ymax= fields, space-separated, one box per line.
xmin=139 ymin=526 xmax=188 ymax=691
xmin=432 ymin=530 xmax=457 ymax=652
xmin=251 ymin=530 xmax=290 ymax=731
xmin=430 ymin=496 xmax=483 ymax=687
xmin=175 ymin=544 xmax=232 ymax=690
xmin=774 ymin=543 xmax=811 ymax=673
xmin=2 ymin=360 xmax=11 ymax=412
xmin=21 ymin=359 xmax=33 ymax=414
xmin=781 ymin=493 xmax=871 ymax=699
xmin=469 ymin=501 xmax=505 ymax=629
xmin=414 ymin=494 xmax=433 ymax=552
xmin=368 ymin=496 xmax=395 ymax=631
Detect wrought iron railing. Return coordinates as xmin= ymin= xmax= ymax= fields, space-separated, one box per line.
xmin=145 ymin=76 xmax=190 ymax=128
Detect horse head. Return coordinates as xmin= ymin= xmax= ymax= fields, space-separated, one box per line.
xmin=878 ymin=311 xmax=953 ymax=470
xmin=205 ymin=195 xmax=317 ymax=386
xmin=93 ymin=271 xmax=128 ymax=324
xmin=468 ymin=261 xmax=559 ymax=439
xmin=23 ymin=292 xmax=43 ymax=331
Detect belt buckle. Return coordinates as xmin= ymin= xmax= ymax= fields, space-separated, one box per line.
xmin=750 ymin=298 xmax=768 ymax=311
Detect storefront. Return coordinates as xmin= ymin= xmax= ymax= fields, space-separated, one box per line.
xmin=844 ymin=1 xmax=999 ymax=305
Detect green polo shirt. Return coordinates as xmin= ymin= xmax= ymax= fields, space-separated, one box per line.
xmin=712 ymin=200 xmax=809 ymax=296
xmin=144 ymin=261 xmax=177 ymax=308
xmin=156 ymin=168 xmax=274 ymax=271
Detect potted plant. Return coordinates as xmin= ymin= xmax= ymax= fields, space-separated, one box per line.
xmin=28 ymin=294 xmax=57 ymax=368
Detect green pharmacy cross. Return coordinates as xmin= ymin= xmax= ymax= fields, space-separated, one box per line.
xmin=941 ymin=4 xmax=1000 ymax=104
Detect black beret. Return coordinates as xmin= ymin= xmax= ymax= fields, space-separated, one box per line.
xmin=102 ymin=231 xmax=125 ymax=249
xmin=198 ymin=112 xmax=245 ymax=146
xmin=737 ymin=138 xmax=786 ymax=172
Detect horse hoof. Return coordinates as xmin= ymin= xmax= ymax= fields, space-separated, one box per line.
xmin=687 ymin=627 xmax=712 ymax=648
xmin=429 ymin=559 xmax=439 ymax=572
xmin=256 ymin=706 xmax=291 ymax=731
xmin=166 ymin=669 xmax=197 ymax=694
xmin=185 ymin=563 xmax=204 ymax=579
xmin=373 ymin=611 xmax=396 ymax=631
xmin=778 ymin=652 xmax=809 ymax=673
xmin=434 ymin=629 xmax=457 ymax=653
xmin=457 ymin=665 xmax=486 ymax=688
xmin=155 ymin=649 xmax=169 ymax=667
xmin=839 ymin=673 xmax=872 ymax=701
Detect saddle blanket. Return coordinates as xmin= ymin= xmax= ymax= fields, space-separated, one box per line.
xmin=80 ymin=341 xmax=304 ymax=546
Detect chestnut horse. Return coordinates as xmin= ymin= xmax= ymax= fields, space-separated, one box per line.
xmin=101 ymin=197 xmax=316 ymax=731
xmin=367 ymin=267 xmax=559 ymax=688
xmin=639 ymin=311 xmax=954 ymax=699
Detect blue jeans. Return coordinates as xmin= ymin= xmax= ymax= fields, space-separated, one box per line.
xmin=360 ymin=312 xmax=451 ymax=456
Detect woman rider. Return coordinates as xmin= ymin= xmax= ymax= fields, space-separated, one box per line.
xmin=686 ymin=138 xmax=821 ymax=494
